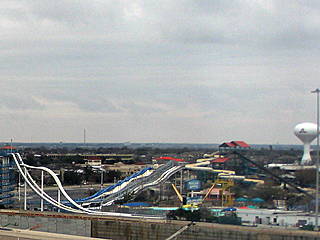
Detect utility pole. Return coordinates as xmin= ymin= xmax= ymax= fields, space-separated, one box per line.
xmin=312 ymin=88 xmax=320 ymax=231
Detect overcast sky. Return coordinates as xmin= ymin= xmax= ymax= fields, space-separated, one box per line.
xmin=1 ymin=0 xmax=320 ymax=144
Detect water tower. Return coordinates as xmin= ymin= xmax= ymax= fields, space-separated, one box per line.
xmin=294 ymin=122 xmax=318 ymax=165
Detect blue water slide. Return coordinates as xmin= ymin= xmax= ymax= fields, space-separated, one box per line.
xmin=71 ymin=167 xmax=153 ymax=203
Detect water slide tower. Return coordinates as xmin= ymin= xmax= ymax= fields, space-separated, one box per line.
xmin=294 ymin=122 xmax=318 ymax=165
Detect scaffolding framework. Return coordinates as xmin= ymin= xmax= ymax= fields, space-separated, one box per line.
xmin=0 ymin=147 xmax=16 ymax=206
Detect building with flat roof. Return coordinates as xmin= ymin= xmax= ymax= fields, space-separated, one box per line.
xmin=237 ymin=208 xmax=316 ymax=227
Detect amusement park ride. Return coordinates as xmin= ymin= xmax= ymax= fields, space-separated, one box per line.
xmin=171 ymin=178 xmax=235 ymax=209
xmin=3 ymin=151 xmax=245 ymax=214
xmin=0 ymin=123 xmax=317 ymax=216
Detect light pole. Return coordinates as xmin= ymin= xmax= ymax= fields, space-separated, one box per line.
xmin=98 ymin=167 xmax=106 ymax=190
xmin=312 ymin=88 xmax=320 ymax=231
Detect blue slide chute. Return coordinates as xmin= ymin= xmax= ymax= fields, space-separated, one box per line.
xmin=73 ymin=167 xmax=153 ymax=203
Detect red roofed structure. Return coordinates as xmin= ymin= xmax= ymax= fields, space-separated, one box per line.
xmin=231 ymin=141 xmax=250 ymax=148
xmin=219 ymin=141 xmax=250 ymax=149
xmin=155 ymin=157 xmax=185 ymax=162
xmin=211 ymin=157 xmax=230 ymax=163
xmin=0 ymin=146 xmax=16 ymax=150
xmin=219 ymin=142 xmax=236 ymax=148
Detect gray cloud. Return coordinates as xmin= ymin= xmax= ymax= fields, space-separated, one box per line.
xmin=0 ymin=0 xmax=319 ymax=143
xmin=0 ymin=94 xmax=44 ymax=111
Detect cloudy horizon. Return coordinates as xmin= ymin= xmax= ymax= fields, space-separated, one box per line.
xmin=1 ymin=0 xmax=319 ymax=144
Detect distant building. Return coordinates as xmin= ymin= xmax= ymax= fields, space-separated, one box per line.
xmin=85 ymin=157 xmax=102 ymax=167
xmin=101 ymin=154 xmax=135 ymax=164
xmin=45 ymin=153 xmax=135 ymax=164
xmin=237 ymin=208 xmax=316 ymax=227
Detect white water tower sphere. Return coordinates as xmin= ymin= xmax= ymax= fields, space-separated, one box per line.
xmin=294 ymin=122 xmax=318 ymax=165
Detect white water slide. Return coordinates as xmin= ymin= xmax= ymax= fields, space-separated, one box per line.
xmin=11 ymin=153 xmax=184 ymax=215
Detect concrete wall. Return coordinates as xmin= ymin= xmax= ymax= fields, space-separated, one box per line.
xmin=91 ymin=219 xmax=320 ymax=240
xmin=0 ymin=211 xmax=320 ymax=240
xmin=0 ymin=212 xmax=91 ymax=237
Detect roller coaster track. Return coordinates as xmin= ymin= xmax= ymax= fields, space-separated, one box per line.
xmin=11 ymin=153 xmax=185 ymax=214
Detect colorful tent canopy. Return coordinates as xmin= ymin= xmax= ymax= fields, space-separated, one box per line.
xmin=247 ymin=205 xmax=258 ymax=209
xmin=238 ymin=206 xmax=249 ymax=209
xmin=251 ymin=198 xmax=265 ymax=203
xmin=235 ymin=197 xmax=248 ymax=202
